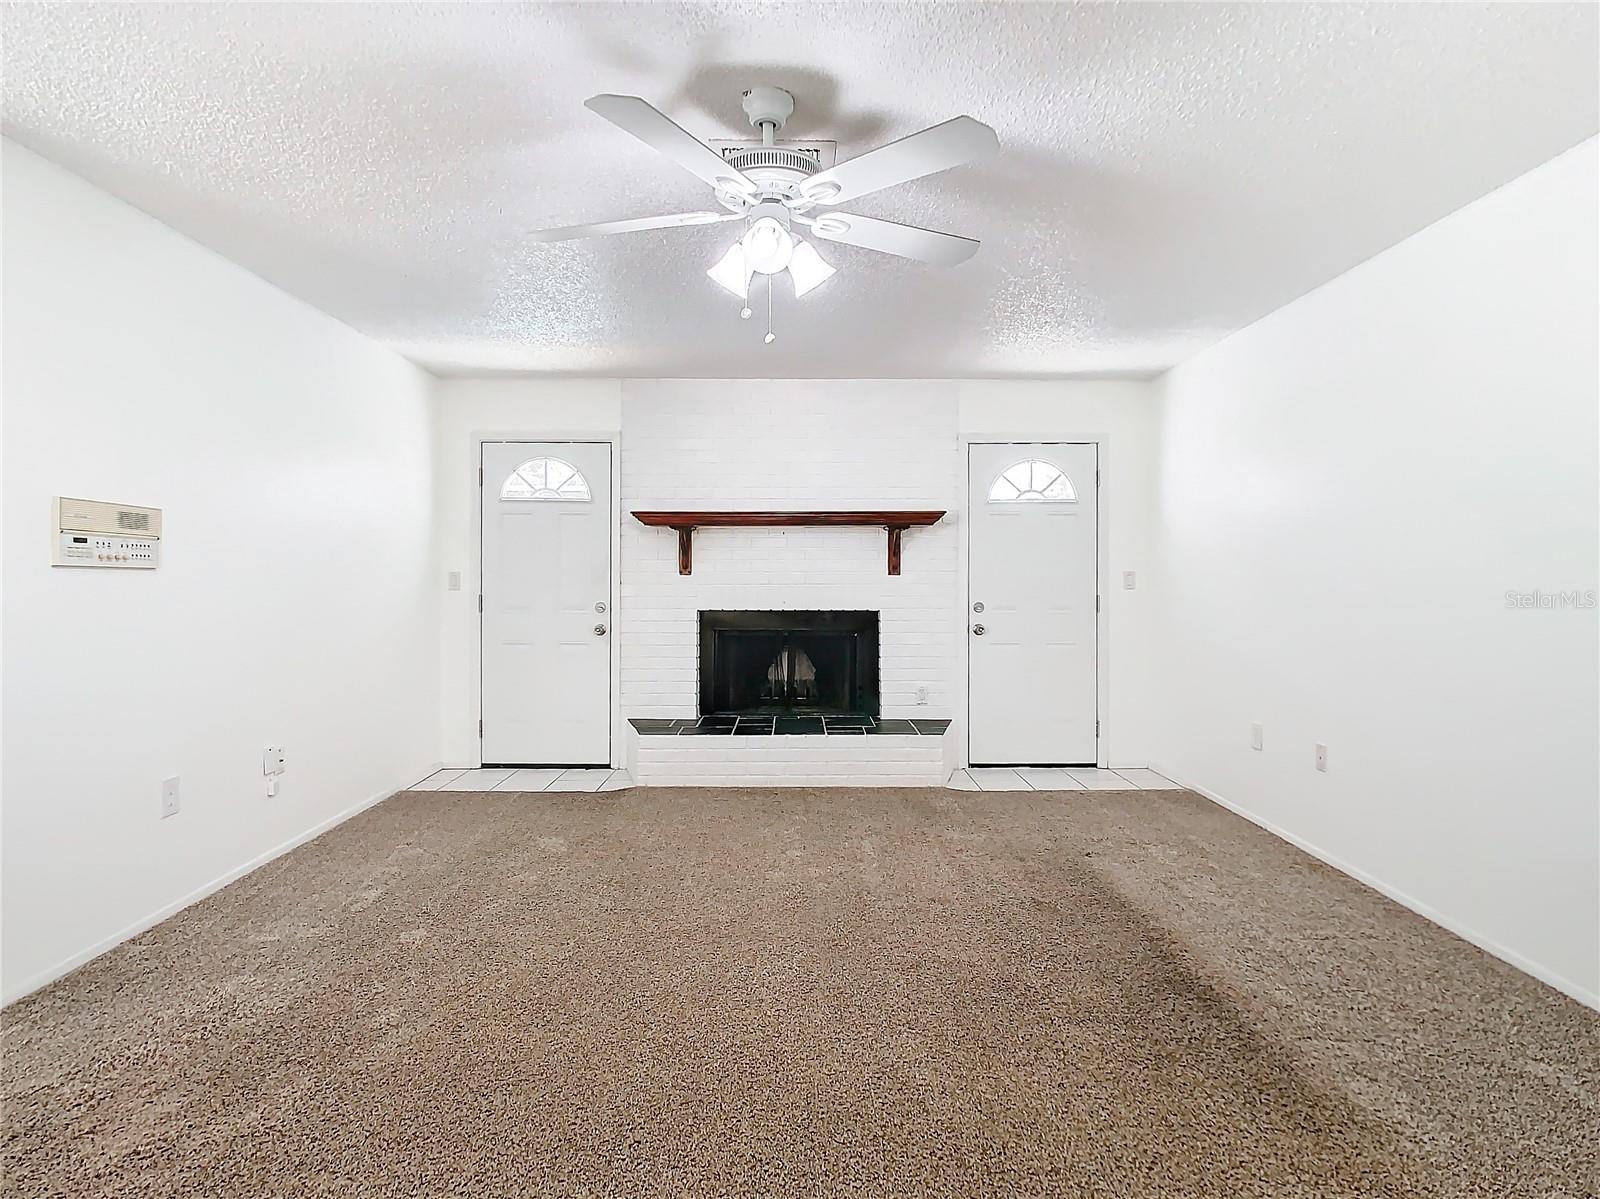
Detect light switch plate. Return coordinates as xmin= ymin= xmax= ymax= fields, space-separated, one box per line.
xmin=1250 ymin=723 xmax=1264 ymax=751
xmin=1315 ymin=743 xmax=1329 ymax=772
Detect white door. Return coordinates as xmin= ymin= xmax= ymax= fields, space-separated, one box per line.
xmin=480 ymin=441 xmax=612 ymax=765
xmin=968 ymin=443 xmax=1098 ymax=764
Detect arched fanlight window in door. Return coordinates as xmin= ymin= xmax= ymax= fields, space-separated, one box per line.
xmin=987 ymin=459 xmax=1077 ymax=503
xmin=499 ymin=456 xmax=592 ymax=501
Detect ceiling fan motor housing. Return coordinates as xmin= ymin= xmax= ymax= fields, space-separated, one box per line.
xmin=722 ymin=146 xmax=819 ymax=205
xmin=723 ymin=146 xmax=820 ymax=177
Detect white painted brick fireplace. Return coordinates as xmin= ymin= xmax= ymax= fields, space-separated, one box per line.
xmin=620 ymin=381 xmax=959 ymax=783
xmin=620 ymin=381 xmax=960 ymax=719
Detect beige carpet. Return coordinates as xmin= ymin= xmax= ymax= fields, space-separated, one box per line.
xmin=3 ymin=786 xmax=1596 ymax=1198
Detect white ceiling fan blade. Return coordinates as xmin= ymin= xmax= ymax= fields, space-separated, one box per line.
xmin=528 ymin=211 xmax=741 ymax=243
xmin=585 ymin=94 xmax=756 ymax=196
xmin=799 ymin=115 xmax=998 ymax=206
xmin=801 ymin=212 xmax=979 ymax=267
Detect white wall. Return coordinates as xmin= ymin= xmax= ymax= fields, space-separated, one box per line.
xmin=432 ymin=378 xmax=1161 ymax=768
xmin=1 ymin=141 xmax=441 ymax=1001
xmin=1153 ymin=138 xmax=1600 ymax=1007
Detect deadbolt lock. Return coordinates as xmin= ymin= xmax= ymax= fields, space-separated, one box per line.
xmin=594 ymin=601 xmax=607 ymax=614
xmin=972 ymin=601 xmax=985 ymax=613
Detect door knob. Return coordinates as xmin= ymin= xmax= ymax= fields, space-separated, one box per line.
xmin=971 ymin=624 xmax=986 ymax=635
xmin=594 ymin=624 xmax=608 ymax=636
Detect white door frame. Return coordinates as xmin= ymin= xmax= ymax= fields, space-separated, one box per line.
xmin=472 ymin=433 xmax=622 ymax=768
xmin=958 ymin=434 xmax=1109 ymax=769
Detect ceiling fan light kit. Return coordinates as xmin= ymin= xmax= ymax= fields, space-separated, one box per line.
xmin=529 ymin=85 xmax=998 ymax=342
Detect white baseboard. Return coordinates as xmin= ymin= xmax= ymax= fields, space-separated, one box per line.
xmin=1159 ymin=766 xmax=1600 ymax=1013
xmin=2 ymin=765 xmax=432 ymax=1007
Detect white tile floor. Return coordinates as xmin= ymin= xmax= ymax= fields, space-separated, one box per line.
xmin=410 ymin=766 xmax=1176 ymax=793
xmin=411 ymin=767 xmax=633 ymax=792
xmin=948 ymin=766 xmax=1181 ymax=791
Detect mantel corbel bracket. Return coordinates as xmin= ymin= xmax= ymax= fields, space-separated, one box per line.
xmin=677 ymin=526 xmax=695 ymax=576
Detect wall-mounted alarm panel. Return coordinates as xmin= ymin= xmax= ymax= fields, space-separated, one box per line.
xmin=52 ymin=497 xmax=161 ymax=569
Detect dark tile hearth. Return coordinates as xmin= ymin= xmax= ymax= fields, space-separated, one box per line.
xmin=631 ymin=716 xmax=950 ymax=737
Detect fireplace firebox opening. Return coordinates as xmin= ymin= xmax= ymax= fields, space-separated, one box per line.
xmin=698 ymin=610 xmax=880 ymax=718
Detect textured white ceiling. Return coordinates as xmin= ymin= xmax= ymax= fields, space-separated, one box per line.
xmin=3 ymin=2 xmax=1596 ymax=378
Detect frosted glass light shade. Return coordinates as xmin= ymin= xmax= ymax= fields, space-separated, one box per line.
xmin=706 ymin=242 xmax=751 ymax=298
xmin=788 ymin=240 xmax=836 ymax=298
xmin=742 ymin=217 xmax=794 ymax=274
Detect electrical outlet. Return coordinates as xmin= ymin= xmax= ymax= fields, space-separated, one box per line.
xmin=1250 ymin=723 xmax=1263 ymax=751
xmin=447 ymin=571 xmax=462 ymax=591
xmin=1315 ymin=743 xmax=1329 ymax=772
xmin=160 ymin=776 xmax=180 ymax=819
xmin=1122 ymin=571 xmax=1137 ymax=590
xmin=263 ymin=746 xmax=286 ymax=776
xmin=915 ymin=686 xmax=929 ymax=705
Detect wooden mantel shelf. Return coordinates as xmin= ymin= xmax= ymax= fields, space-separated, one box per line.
xmin=631 ymin=510 xmax=946 ymax=576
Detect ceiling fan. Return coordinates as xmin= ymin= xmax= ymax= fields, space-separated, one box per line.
xmin=529 ymin=86 xmax=999 ymax=340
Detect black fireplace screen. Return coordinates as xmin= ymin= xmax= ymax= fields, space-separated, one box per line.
xmin=699 ymin=611 xmax=879 ymax=717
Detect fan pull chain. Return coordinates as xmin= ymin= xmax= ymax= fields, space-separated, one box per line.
xmin=764 ymin=273 xmax=776 ymax=344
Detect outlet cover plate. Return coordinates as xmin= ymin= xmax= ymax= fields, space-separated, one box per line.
xmin=160 ymin=776 xmax=180 ymax=818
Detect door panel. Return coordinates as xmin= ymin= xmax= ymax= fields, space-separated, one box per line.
xmin=481 ymin=441 xmax=612 ymax=765
xmin=968 ymin=443 xmax=1098 ymax=764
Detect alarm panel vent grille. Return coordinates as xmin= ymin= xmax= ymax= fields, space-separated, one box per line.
xmin=55 ymin=496 xmax=162 ymax=539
